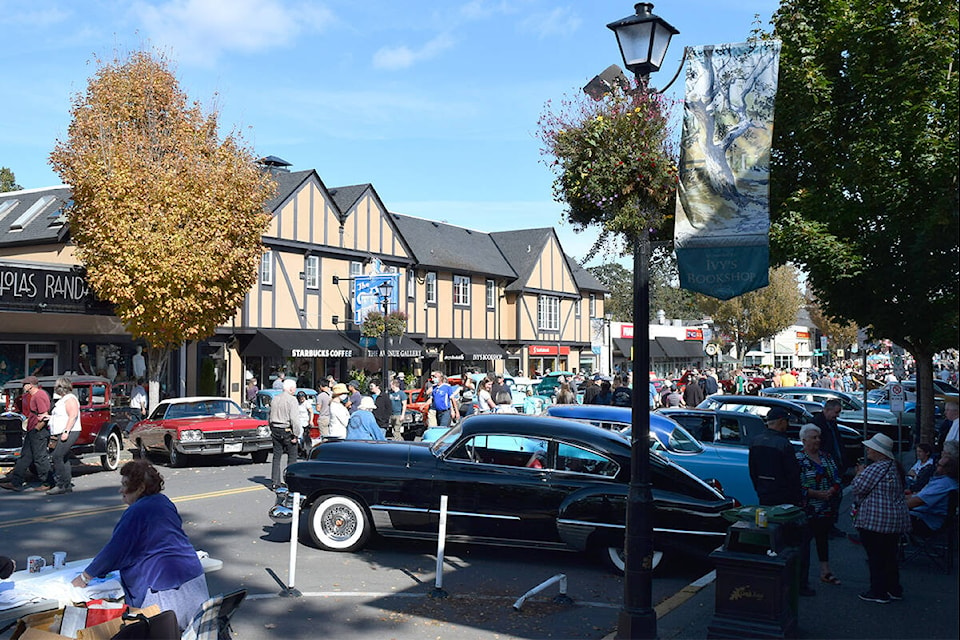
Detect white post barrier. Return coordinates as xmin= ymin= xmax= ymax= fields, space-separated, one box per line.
xmin=288 ymin=491 xmax=301 ymax=592
xmin=430 ymin=495 xmax=449 ymax=598
xmin=513 ymin=573 xmax=571 ymax=611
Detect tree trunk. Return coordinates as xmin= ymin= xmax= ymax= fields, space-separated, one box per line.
xmin=914 ymin=350 xmax=936 ymax=445
xmin=146 ymin=345 xmax=172 ymax=414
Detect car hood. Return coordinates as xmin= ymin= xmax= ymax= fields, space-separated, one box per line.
xmin=306 ymin=438 xmax=435 ymax=464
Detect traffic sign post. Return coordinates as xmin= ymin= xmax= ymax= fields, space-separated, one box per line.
xmin=889 ymin=383 xmax=906 ymax=413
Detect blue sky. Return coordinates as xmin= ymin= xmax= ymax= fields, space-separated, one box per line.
xmin=2 ymin=0 xmax=780 ymax=266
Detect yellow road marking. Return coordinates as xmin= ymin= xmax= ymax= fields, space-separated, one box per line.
xmin=0 ymin=485 xmax=265 ymax=529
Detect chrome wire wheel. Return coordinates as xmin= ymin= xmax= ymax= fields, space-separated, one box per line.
xmin=308 ymin=495 xmax=371 ymax=552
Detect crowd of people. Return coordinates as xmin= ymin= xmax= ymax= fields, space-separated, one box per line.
xmin=749 ymin=401 xmax=959 ymax=605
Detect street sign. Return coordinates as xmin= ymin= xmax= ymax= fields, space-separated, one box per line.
xmin=353 ymin=273 xmax=400 ymax=324
xmin=891 ymin=354 xmax=905 ymax=380
xmin=889 ymin=383 xmax=906 ymax=413
xmin=705 ymin=343 xmax=719 ymax=356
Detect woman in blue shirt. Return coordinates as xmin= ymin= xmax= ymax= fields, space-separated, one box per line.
xmin=72 ymin=460 xmax=208 ymax=630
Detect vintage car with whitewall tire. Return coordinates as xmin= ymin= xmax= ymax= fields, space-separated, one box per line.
xmin=1 ymin=375 xmax=124 ymax=471
xmin=129 ymin=396 xmax=271 ymax=467
xmin=270 ymin=413 xmax=734 ymax=573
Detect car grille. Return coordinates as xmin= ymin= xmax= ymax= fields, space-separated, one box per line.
xmin=201 ymin=428 xmax=263 ymax=441
xmin=0 ymin=415 xmax=25 ymax=449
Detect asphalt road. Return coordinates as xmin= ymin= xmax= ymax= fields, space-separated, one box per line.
xmin=1 ymin=450 xmax=710 ymax=640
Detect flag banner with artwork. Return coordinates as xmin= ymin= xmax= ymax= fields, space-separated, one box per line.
xmin=674 ymin=40 xmax=781 ymax=300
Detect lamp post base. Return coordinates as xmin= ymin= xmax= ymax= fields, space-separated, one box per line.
xmin=617 ymin=608 xmax=657 ymax=639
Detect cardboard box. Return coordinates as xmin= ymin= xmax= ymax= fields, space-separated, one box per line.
xmin=13 ymin=605 xmax=162 ymax=640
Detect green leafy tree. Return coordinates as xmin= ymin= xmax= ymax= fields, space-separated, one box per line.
xmin=0 ymin=167 xmax=21 ymax=192
xmin=588 ymin=263 xmax=633 ymax=321
xmin=49 ymin=50 xmax=276 ymax=407
xmin=696 ymin=265 xmax=804 ymax=365
xmin=770 ymin=0 xmax=959 ymax=441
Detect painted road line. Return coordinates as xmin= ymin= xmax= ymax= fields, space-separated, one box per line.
xmin=654 ymin=569 xmax=716 ymax=617
xmin=0 ymin=485 xmax=264 ymax=529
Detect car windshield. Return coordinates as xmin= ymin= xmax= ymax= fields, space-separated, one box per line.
xmin=163 ymin=399 xmax=244 ymax=419
xmin=431 ymin=423 xmax=463 ymax=455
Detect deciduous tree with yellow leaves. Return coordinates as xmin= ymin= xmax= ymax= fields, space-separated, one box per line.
xmin=50 ymin=50 xmax=275 ymax=407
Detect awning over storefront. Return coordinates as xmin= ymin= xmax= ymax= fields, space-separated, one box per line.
xmin=656 ymin=338 xmax=704 ymax=359
xmin=241 ymin=329 xmax=359 ymax=358
xmin=443 ymin=339 xmax=506 ymax=362
xmin=364 ymin=335 xmax=423 ymax=358
xmin=612 ymin=338 xmax=667 ymax=359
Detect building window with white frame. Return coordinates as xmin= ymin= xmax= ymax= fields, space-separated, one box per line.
xmin=305 ymin=255 xmax=319 ymax=289
xmin=426 ymin=272 xmax=437 ymax=304
xmin=575 ymin=297 xmax=582 ymax=317
xmin=538 ymin=295 xmax=560 ymax=331
xmin=589 ymin=293 xmax=597 ymax=318
xmin=486 ymin=279 xmax=496 ymax=309
xmin=260 ymin=251 xmax=273 ymax=285
xmin=406 ymin=269 xmax=415 ymax=299
xmin=454 ymin=275 xmax=471 ymax=306
xmin=350 ymin=261 xmax=363 ymax=277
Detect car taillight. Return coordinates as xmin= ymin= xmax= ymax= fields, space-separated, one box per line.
xmin=705 ymin=478 xmax=724 ymax=495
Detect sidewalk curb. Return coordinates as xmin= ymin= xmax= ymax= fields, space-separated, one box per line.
xmin=602 ymin=570 xmax=716 ymax=639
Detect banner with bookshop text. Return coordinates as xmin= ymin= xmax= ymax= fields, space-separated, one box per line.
xmin=674 ymin=41 xmax=781 ymax=300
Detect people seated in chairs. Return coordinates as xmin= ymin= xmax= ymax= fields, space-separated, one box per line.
xmin=906 ymin=453 xmax=959 ymax=536
xmin=906 ymin=443 xmax=936 ymax=493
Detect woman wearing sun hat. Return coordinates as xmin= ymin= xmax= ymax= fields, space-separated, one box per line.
xmin=328 ymin=383 xmax=350 ymax=439
xmin=851 ymin=433 xmax=910 ymax=603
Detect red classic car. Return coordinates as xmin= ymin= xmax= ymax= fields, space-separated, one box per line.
xmin=1 ymin=375 xmax=124 ymax=471
xmin=129 ymin=396 xmax=271 ymax=467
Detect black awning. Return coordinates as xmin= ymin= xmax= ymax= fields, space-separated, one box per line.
xmin=613 ymin=338 xmax=633 ymax=356
xmin=613 ymin=338 xmax=667 ymax=359
xmin=656 ymin=337 xmax=704 ymax=359
xmin=364 ymin=334 xmax=423 ymax=358
xmin=242 ymin=329 xmax=359 ymax=358
xmin=443 ymin=339 xmax=506 ymax=362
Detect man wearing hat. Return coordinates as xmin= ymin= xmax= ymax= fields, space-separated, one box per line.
xmin=749 ymin=407 xmax=802 ymax=506
xmin=1 ymin=376 xmax=53 ymax=492
xmin=749 ymin=407 xmax=813 ymax=595
xmin=346 ymin=396 xmax=385 ymax=441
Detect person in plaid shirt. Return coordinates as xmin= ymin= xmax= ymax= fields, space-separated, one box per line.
xmin=851 ymin=433 xmax=910 ymax=604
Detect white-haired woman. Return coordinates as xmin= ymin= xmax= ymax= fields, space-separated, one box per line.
xmin=797 ymin=423 xmax=842 ymax=586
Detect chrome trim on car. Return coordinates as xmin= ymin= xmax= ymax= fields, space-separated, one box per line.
xmin=371 ymin=504 xmax=521 ymax=520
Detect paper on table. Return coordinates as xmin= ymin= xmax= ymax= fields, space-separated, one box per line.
xmin=17 ymin=570 xmax=123 ymax=605
xmin=0 ymin=582 xmax=42 ymax=611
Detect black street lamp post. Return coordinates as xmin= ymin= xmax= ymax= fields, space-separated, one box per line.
xmin=606 ymin=4 xmax=678 ymax=639
xmin=377 ymin=281 xmax=394 ymax=389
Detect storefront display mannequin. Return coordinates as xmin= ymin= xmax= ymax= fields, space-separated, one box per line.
xmin=132 ymin=346 xmax=146 ymax=378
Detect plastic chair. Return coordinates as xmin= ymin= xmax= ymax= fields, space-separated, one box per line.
xmin=181 ymin=589 xmax=247 ymax=640
xmin=905 ymin=490 xmax=958 ymax=574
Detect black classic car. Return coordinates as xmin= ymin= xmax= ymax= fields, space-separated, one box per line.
xmin=273 ymin=414 xmax=734 ymax=572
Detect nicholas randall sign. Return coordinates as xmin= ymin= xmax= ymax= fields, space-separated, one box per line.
xmin=0 ymin=263 xmax=112 ymax=314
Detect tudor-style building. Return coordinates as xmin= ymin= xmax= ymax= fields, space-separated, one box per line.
xmin=0 ymin=158 xmax=607 ymax=404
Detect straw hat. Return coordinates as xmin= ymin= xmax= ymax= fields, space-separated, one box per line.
xmin=331 ymin=383 xmax=348 ymax=397
xmin=863 ymin=433 xmax=895 ymax=459
xmin=358 ymin=396 xmax=377 ymax=411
